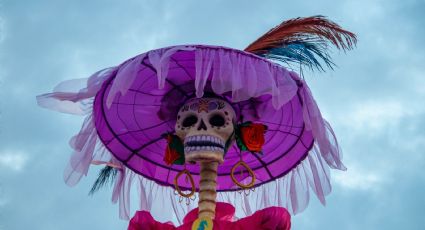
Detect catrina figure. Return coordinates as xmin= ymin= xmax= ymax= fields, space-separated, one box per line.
xmin=37 ymin=16 xmax=356 ymax=230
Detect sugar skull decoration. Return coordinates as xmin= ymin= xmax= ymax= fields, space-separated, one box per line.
xmin=37 ymin=16 xmax=356 ymax=230
xmin=175 ymin=98 xmax=236 ymax=163
xmin=171 ymin=97 xmax=267 ymax=223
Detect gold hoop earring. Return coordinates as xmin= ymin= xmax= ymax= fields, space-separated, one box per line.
xmin=174 ymin=169 xmax=196 ymax=204
xmin=231 ymin=160 xmax=256 ymax=189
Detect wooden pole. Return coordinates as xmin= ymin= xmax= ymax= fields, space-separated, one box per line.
xmin=198 ymin=161 xmax=218 ymax=219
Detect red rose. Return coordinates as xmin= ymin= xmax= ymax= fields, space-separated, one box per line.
xmin=240 ymin=123 xmax=267 ymax=152
xmin=164 ymin=135 xmax=180 ymax=165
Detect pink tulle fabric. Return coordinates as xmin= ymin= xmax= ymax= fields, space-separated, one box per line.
xmin=105 ymin=45 xmax=298 ymax=112
xmin=37 ymin=67 xmax=118 ymax=186
xmin=36 ymin=45 xmax=345 ymax=222
xmin=128 ymin=202 xmax=291 ymax=230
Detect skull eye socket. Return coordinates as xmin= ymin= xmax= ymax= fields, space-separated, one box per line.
xmin=182 ymin=115 xmax=198 ymax=127
xmin=209 ymin=114 xmax=225 ymax=127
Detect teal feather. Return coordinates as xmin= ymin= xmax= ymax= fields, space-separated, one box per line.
xmin=245 ymin=16 xmax=357 ymax=72
xmin=89 ymin=166 xmax=118 ymax=195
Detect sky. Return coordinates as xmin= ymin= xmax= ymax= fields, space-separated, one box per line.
xmin=0 ymin=0 xmax=424 ymax=229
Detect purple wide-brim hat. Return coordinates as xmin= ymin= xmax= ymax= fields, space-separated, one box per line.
xmin=37 ymin=44 xmax=345 ymax=220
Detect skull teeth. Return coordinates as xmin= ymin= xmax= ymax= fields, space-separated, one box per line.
xmin=184 ymin=145 xmax=223 ymax=153
xmin=184 ymin=135 xmax=225 ymax=154
xmin=184 ymin=135 xmax=225 ymax=147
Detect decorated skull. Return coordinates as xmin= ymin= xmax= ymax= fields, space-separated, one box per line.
xmin=175 ymin=97 xmax=236 ymax=163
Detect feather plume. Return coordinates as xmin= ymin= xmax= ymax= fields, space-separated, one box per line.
xmin=244 ymin=16 xmax=357 ymax=71
xmin=89 ymin=165 xmax=118 ymax=195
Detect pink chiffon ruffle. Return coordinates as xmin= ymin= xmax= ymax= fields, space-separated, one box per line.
xmin=128 ymin=202 xmax=291 ymax=230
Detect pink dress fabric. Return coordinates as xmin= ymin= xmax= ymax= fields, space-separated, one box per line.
xmin=128 ymin=202 xmax=291 ymax=230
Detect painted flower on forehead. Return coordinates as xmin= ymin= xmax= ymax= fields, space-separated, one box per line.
xmin=198 ymin=99 xmax=210 ymax=113
xmin=236 ymin=122 xmax=268 ymax=153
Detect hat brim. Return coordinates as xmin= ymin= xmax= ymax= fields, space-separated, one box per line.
xmin=93 ymin=45 xmax=333 ymax=192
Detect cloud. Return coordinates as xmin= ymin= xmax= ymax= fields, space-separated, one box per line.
xmin=0 ymin=150 xmax=28 ymax=172
xmin=352 ymin=101 xmax=404 ymax=129
xmin=333 ymin=166 xmax=386 ymax=191
xmin=0 ymin=16 xmax=5 ymax=44
xmin=0 ymin=186 xmax=6 ymax=208
xmin=337 ymin=99 xmax=417 ymax=135
xmin=0 ymin=184 xmax=4 ymax=200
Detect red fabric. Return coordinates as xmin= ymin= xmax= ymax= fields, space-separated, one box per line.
xmin=128 ymin=202 xmax=291 ymax=230
xmin=183 ymin=202 xmax=236 ymax=224
xmin=128 ymin=211 xmax=175 ymax=230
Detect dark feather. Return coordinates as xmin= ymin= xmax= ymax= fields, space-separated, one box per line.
xmin=244 ymin=16 xmax=357 ymax=71
xmin=265 ymin=41 xmax=334 ymax=71
xmin=89 ymin=166 xmax=118 ymax=195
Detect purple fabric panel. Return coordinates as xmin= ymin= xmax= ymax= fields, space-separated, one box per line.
xmin=289 ymin=167 xmax=309 ymax=213
xmin=36 ymin=68 xmax=117 ymax=186
xmin=149 ymin=46 xmax=196 ymax=89
xmin=64 ymin=115 xmax=97 ymax=185
xmin=111 ymin=169 xmax=124 ymax=204
xmin=106 ymin=54 xmax=146 ymax=108
xmin=299 ymin=81 xmax=346 ymax=171
xmin=196 ymin=47 xmax=298 ymax=108
xmin=106 ymin=139 xmax=132 ymax=161
xmin=37 ymin=67 xmax=117 ymax=115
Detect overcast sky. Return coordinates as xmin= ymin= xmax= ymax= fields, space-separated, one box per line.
xmin=0 ymin=0 xmax=424 ymax=229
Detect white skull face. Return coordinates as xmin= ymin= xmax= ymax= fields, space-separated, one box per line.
xmin=175 ymin=98 xmax=236 ymax=163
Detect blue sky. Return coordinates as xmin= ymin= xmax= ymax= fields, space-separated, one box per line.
xmin=0 ymin=0 xmax=424 ymax=229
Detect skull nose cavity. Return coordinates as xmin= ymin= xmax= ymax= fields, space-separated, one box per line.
xmin=197 ymin=120 xmax=207 ymax=130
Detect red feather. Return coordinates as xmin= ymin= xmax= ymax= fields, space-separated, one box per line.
xmin=245 ymin=16 xmax=357 ymax=54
